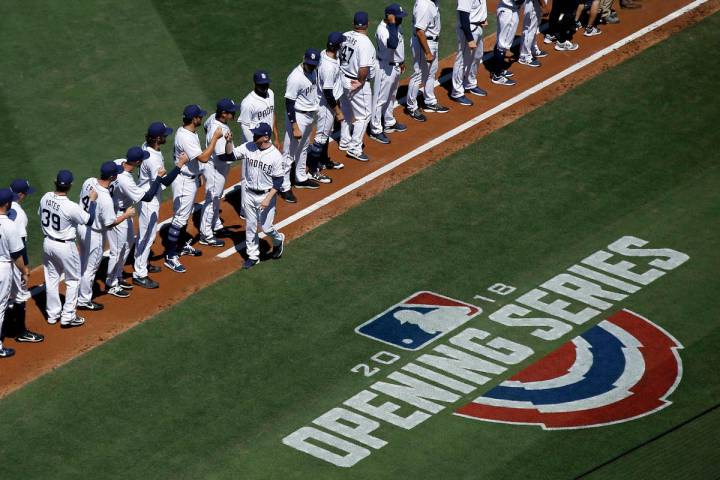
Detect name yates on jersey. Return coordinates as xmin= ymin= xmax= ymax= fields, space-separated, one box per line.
xmin=282 ymin=235 xmax=689 ymax=467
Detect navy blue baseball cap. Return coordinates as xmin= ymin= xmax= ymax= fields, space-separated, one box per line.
xmin=56 ymin=170 xmax=74 ymax=187
xmin=147 ymin=121 xmax=173 ymax=137
xmin=250 ymin=122 xmax=273 ymax=138
xmin=354 ymin=11 xmax=369 ymax=26
xmin=385 ymin=3 xmax=408 ymax=17
xmin=253 ymin=70 xmax=271 ymax=85
xmin=217 ymin=98 xmax=238 ymax=113
xmin=10 ymin=179 xmax=36 ymax=196
xmin=327 ymin=32 xmax=346 ymax=48
xmin=304 ymin=48 xmax=321 ymax=66
xmin=126 ymin=146 xmax=151 ymax=163
xmin=183 ymin=104 xmax=207 ymax=119
xmin=0 ymin=188 xmax=16 ymax=206
xmin=100 ymin=160 xmax=123 ymax=179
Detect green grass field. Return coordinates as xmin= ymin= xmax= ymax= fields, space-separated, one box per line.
xmin=1 ymin=4 xmax=719 ymax=480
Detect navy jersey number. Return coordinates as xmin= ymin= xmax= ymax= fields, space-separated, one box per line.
xmin=340 ymin=45 xmax=355 ymax=65
xmin=41 ymin=209 xmax=61 ymax=231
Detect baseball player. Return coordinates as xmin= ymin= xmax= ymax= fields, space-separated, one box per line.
xmin=133 ymin=122 xmax=183 ymax=287
xmin=545 ymin=0 xmax=581 ymax=51
xmin=200 ymin=98 xmax=238 ymax=247
xmin=165 ymin=104 xmax=224 ymax=274
xmin=490 ymin=0 xmax=524 ymax=86
xmin=39 ymin=170 xmax=97 ymax=328
xmin=232 ymin=123 xmax=285 ymax=270
xmin=307 ymin=32 xmax=346 ymax=183
xmin=339 ymin=11 xmax=376 ymax=161
xmin=239 ymin=71 xmax=280 ymax=147
xmin=281 ymin=47 xmax=322 ymax=200
xmin=368 ymin=4 xmax=409 ymax=144
xmin=77 ymin=162 xmax=134 ymax=310
xmin=1 ymin=188 xmax=32 ymax=358
xmin=450 ymin=0 xmax=489 ymax=106
xmin=518 ymin=0 xmax=549 ymax=68
xmin=4 ymin=181 xmax=43 ymax=344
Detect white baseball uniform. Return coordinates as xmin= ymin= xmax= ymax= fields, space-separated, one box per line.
xmin=172 ymin=127 xmax=204 ymax=230
xmin=339 ymin=30 xmax=376 ymax=155
xmin=520 ymin=0 xmax=543 ymax=62
xmin=451 ymin=0 xmax=487 ymax=98
xmin=239 ymin=89 xmax=276 ymax=143
xmin=0 ymin=213 xmax=24 ymax=347
xmin=233 ymin=142 xmax=284 ymax=261
xmin=38 ymin=192 xmax=90 ymax=323
xmin=315 ymin=50 xmax=343 ymax=146
xmin=371 ymin=21 xmax=405 ymax=134
xmin=496 ymin=0 xmax=523 ymax=53
xmin=9 ymin=201 xmax=30 ymax=303
xmin=408 ymin=0 xmax=442 ymax=111
xmin=78 ymin=178 xmax=116 ymax=304
xmin=283 ymin=64 xmax=319 ymax=187
xmin=106 ymin=161 xmax=149 ymax=288
xmin=133 ymin=144 xmax=165 ymax=279
xmin=200 ymin=115 xmax=233 ymax=240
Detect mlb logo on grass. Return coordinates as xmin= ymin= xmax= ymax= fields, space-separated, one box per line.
xmin=355 ymin=291 xmax=481 ymax=350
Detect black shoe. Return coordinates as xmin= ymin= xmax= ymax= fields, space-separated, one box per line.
xmin=213 ymin=227 xmax=233 ymax=238
xmin=78 ymin=301 xmax=104 ymax=311
xmin=405 ymin=107 xmax=427 ymax=122
xmin=60 ymin=316 xmax=86 ymax=329
xmin=147 ymin=264 xmax=162 ymax=273
xmin=0 ymin=347 xmax=15 ymax=358
xmin=180 ymin=243 xmax=202 ymax=257
xmin=107 ymin=285 xmax=131 ymax=298
xmin=384 ymin=122 xmax=407 ymax=133
xmin=322 ymin=160 xmax=344 ymax=170
xmin=133 ymin=276 xmax=159 ymax=289
xmin=423 ymin=103 xmax=450 ymax=113
xmin=243 ymin=258 xmax=260 ymax=270
xmin=295 ymin=179 xmax=321 ymax=189
xmin=199 ymin=236 xmax=226 ymax=247
xmin=15 ymin=330 xmax=45 ymax=343
xmin=280 ymin=190 xmax=297 ymax=203
xmin=119 ymin=280 xmax=133 ymax=290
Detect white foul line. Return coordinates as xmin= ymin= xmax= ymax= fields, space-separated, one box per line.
xmin=217 ymin=0 xmax=707 ymax=259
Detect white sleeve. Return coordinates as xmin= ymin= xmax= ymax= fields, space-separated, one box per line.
xmin=239 ymin=97 xmax=253 ymax=126
xmin=415 ymin=4 xmax=432 ymax=30
xmin=100 ymin=197 xmax=116 ymax=228
xmin=5 ymin=223 xmax=23 ymax=254
xmin=120 ymin=176 xmax=146 ymax=203
xmin=180 ymin=134 xmax=203 ymax=161
xmin=69 ymin=202 xmax=90 ymax=226
xmin=270 ymin=151 xmax=284 ymax=178
xmin=358 ymin=39 xmax=374 ymax=68
xmin=457 ymin=0 xmax=473 ymax=12
xmin=284 ymin=74 xmax=298 ymax=100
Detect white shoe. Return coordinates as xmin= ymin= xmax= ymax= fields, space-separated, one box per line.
xmin=555 ymin=40 xmax=579 ymax=51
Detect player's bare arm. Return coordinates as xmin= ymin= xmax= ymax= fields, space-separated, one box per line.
xmin=416 ymin=29 xmax=434 ymax=62
xmin=197 ymin=128 xmax=224 ymax=163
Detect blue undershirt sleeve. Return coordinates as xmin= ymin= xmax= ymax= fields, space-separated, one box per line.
xmin=272 ymin=176 xmax=283 ymax=190
xmin=86 ymin=201 xmax=97 ymax=226
xmin=387 ymin=23 xmax=400 ymax=50
xmin=286 ymin=98 xmax=297 ymax=124
xmin=159 ymin=166 xmax=181 ymax=187
xmin=459 ymin=11 xmax=473 ymax=42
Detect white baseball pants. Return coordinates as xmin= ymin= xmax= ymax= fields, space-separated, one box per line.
xmin=105 ymin=216 xmax=134 ymax=288
xmin=43 ymin=238 xmax=82 ymax=323
xmin=200 ymin=159 xmax=228 ymax=239
xmin=282 ymin=110 xmax=316 ymax=188
xmin=314 ymin=103 xmax=335 ymax=145
xmin=171 ymin=174 xmax=199 ymax=229
xmin=242 ymin=188 xmax=283 ymax=261
xmin=496 ymin=6 xmax=521 ymax=52
xmin=370 ymin=62 xmax=401 ymax=134
xmin=451 ymin=25 xmax=485 ymax=98
xmin=407 ymin=37 xmax=440 ymax=111
xmin=133 ymin=200 xmax=160 ymax=279
xmin=78 ymin=225 xmax=105 ymax=304
xmin=520 ymin=0 xmax=542 ymax=61
xmin=11 ymin=260 xmax=30 ymax=303
xmin=0 ymin=262 xmax=12 ymax=348
xmin=340 ymin=76 xmax=372 ymax=154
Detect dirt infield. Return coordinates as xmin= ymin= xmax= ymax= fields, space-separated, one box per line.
xmin=1 ymin=0 xmax=717 ymax=398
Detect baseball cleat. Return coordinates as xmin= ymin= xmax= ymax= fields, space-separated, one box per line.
xmin=518 ymin=57 xmax=542 ymax=68
xmin=555 ymin=40 xmax=579 ymax=51
xmin=450 ymin=95 xmax=473 ymax=106
xmin=60 ymin=316 xmax=86 ymax=329
xmin=405 ymin=108 xmax=427 ymax=122
xmin=280 ymin=190 xmax=297 ymax=203
xmin=118 ymin=280 xmax=134 ymax=290
xmin=147 ymin=264 xmax=162 ymax=273
xmin=491 ymin=74 xmax=517 ymax=86
xmin=584 ymin=26 xmax=602 ymax=36
xmin=544 ymin=34 xmax=557 ymax=44
xmin=369 ymin=131 xmax=391 ymax=144
xmin=423 ymin=103 xmax=450 ymax=113
xmin=213 ymin=227 xmax=234 ymax=238
xmin=337 ymin=143 xmax=350 ymax=151
xmin=322 ymin=160 xmax=344 ymax=170
xmin=466 ymin=87 xmax=488 ymax=97
xmin=272 ymin=233 xmax=285 ymax=260
xmin=107 ymin=285 xmax=130 ymax=298
xmin=47 ymin=317 xmax=59 ymax=325
xmin=180 ymin=243 xmax=202 ymax=257
xmin=346 ymin=150 xmax=369 ymax=162
xmin=78 ymin=301 xmax=104 ymax=311
xmin=15 ymin=330 xmax=45 ymax=343
xmin=533 ymin=49 xmax=549 ymax=58
xmin=199 ymin=236 xmax=226 ymax=247
xmin=295 ymin=178 xmax=321 ymax=189
xmin=0 ymin=347 xmax=16 ymax=358
xmin=132 ymin=276 xmax=159 ymax=289
xmin=164 ymin=255 xmax=186 ymax=273
xmin=243 ymin=258 xmax=260 ymax=270
xmin=311 ymin=171 xmax=332 ymax=184
xmin=500 ymin=69 xmax=514 ymax=78
xmin=384 ymin=122 xmax=407 ymax=133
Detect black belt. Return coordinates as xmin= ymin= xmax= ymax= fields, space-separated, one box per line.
xmin=247 ymin=187 xmax=271 ymax=195
xmin=471 ymin=21 xmax=485 ymax=26
xmin=344 ymin=73 xmax=358 ymax=80
xmin=45 ymin=235 xmax=70 ymax=243
xmin=295 ymin=109 xmax=316 ymax=115
xmin=180 ymin=171 xmax=197 ymax=179
xmin=378 ymin=58 xmax=404 ymax=66
xmin=425 ymin=35 xmax=439 ymax=41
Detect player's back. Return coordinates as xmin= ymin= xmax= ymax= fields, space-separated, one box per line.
xmin=0 ymin=215 xmax=22 ymax=261
xmin=38 ymin=192 xmax=86 ymax=240
xmin=340 ymin=30 xmax=376 ymax=78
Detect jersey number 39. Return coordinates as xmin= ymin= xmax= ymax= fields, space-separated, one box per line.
xmin=41 ymin=209 xmax=61 ymax=231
